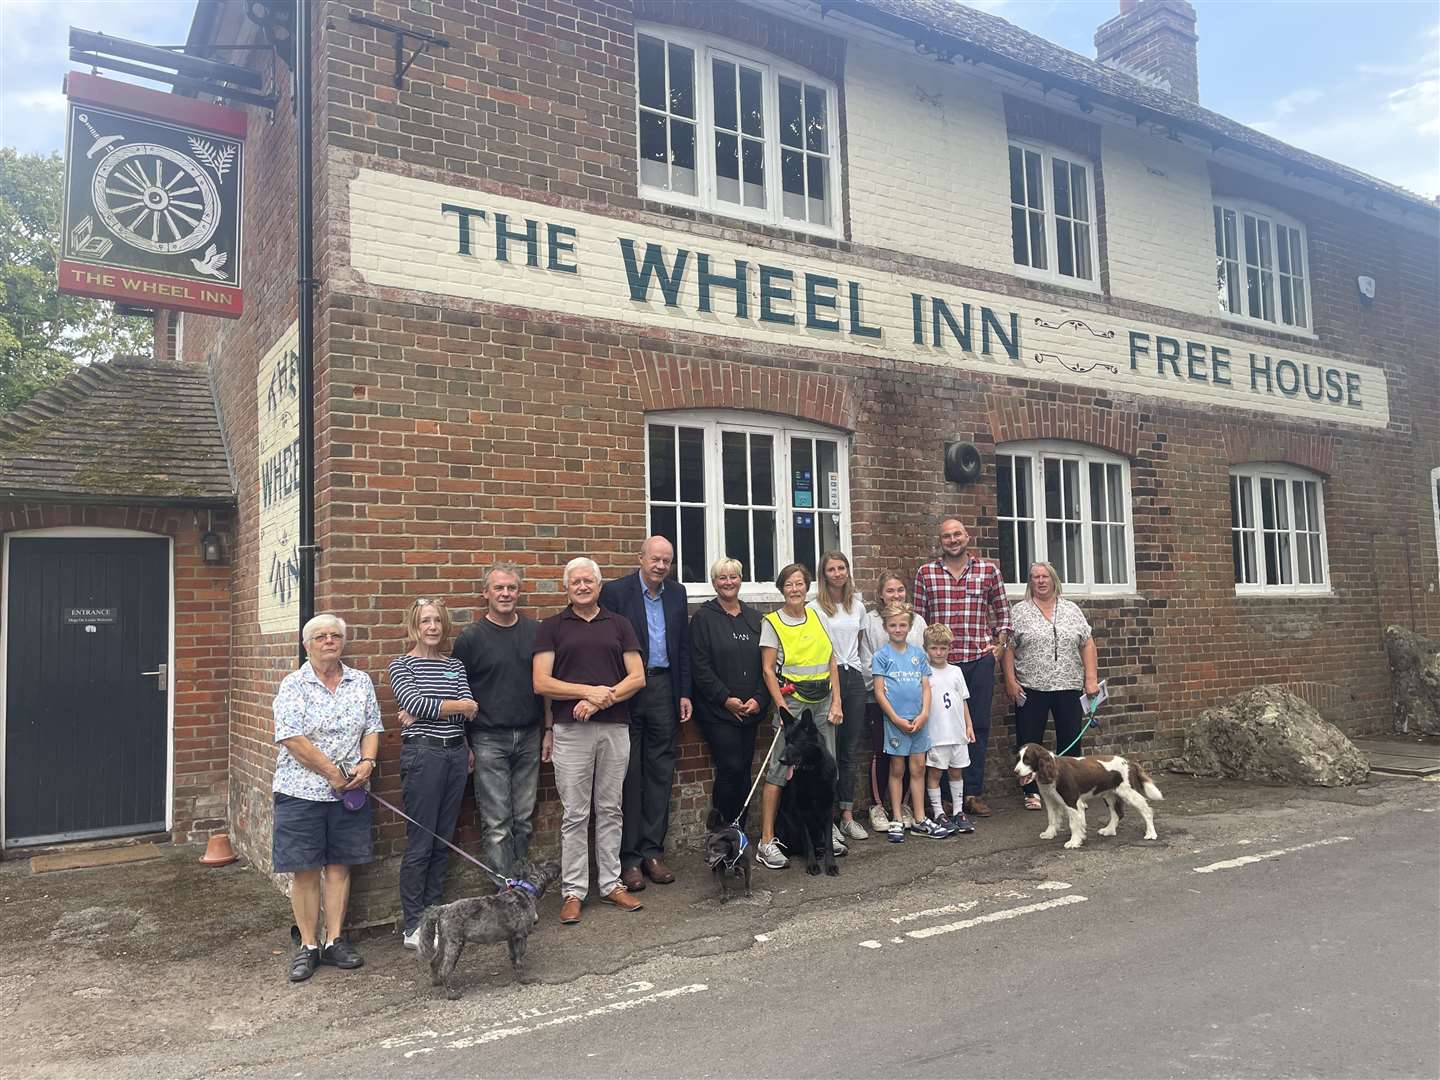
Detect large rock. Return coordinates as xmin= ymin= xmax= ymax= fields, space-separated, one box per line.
xmin=1177 ymin=686 xmax=1369 ymax=786
xmin=1384 ymin=625 xmax=1440 ymax=736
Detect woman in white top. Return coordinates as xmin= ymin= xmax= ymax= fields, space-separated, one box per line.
xmin=1001 ymin=562 xmax=1100 ymax=810
xmin=809 ymin=550 xmax=871 ymax=845
xmin=862 ymin=570 xmax=928 ymax=831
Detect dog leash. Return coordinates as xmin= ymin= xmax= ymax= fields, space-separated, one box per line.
xmin=1056 ymin=687 xmax=1105 ymax=757
xmin=357 ymin=787 xmax=519 ymax=892
xmin=730 ymin=722 xmax=786 ymax=830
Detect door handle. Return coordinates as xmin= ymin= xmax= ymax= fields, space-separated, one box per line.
xmin=140 ymin=663 xmax=168 ymax=691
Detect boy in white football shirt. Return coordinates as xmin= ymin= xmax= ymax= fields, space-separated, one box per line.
xmin=922 ymin=623 xmax=976 ymax=834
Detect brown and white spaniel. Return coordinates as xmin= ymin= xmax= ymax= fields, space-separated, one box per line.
xmin=1013 ymin=743 xmax=1163 ymax=850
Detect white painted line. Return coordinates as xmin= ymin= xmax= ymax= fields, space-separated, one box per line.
xmin=889 ymin=895 xmax=1088 ymax=944
xmin=1192 ymin=836 xmax=1354 ymax=874
xmin=859 ymin=940 xmax=882 ymax=949
xmin=753 ymin=933 xmax=771 ymax=942
xmin=1034 ymin=880 xmax=1072 ymax=891
xmin=890 ymin=900 xmax=979 ymax=924
xmin=426 ymin=985 xmax=709 ymax=1055
xmin=993 ymin=889 xmax=1029 ymax=899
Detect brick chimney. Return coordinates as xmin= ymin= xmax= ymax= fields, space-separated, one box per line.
xmin=1095 ymin=0 xmax=1199 ymax=103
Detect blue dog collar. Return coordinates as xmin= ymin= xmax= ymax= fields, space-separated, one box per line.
xmin=507 ymin=879 xmax=539 ymax=898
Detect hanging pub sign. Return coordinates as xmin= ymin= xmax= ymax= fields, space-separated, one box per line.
xmin=59 ymin=72 xmax=245 ymax=318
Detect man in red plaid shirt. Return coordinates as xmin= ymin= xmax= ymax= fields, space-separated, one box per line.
xmin=914 ymin=517 xmax=1013 ymax=817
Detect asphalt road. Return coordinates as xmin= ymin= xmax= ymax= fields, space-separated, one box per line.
xmin=364 ymin=795 xmax=1440 ymax=1080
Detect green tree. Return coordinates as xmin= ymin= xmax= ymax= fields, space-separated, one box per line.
xmin=0 ymin=148 xmax=154 ymax=412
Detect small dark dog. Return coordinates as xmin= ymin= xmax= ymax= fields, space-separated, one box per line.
xmin=703 ymin=807 xmax=753 ymax=901
xmin=775 ymin=709 xmax=840 ymax=877
xmin=416 ymin=859 xmax=560 ymax=998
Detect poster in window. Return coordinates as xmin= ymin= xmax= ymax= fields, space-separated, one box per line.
xmin=793 ymin=469 xmax=813 ymax=508
xmin=827 ymin=471 xmax=839 ymax=509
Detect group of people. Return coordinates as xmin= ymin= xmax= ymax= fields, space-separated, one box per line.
xmin=268 ymin=518 xmax=1102 ymax=983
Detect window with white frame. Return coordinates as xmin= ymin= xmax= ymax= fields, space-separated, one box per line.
xmin=646 ymin=412 xmax=849 ymax=591
xmin=1008 ymin=141 xmax=1098 ymax=287
xmin=1229 ymin=464 xmax=1329 ymax=592
xmin=1213 ymin=201 xmax=1310 ymax=330
xmin=635 ymin=27 xmax=839 ymax=233
xmin=995 ymin=442 xmax=1133 ymax=593
xmin=1432 ymin=467 xmax=1440 ymax=588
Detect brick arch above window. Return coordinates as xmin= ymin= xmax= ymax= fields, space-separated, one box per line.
xmin=1223 ymin=427 xmax=1334 ymax=477
xmin=632 ymin=352 xmax=855 ymax=431
xmin=985 ymin=394 xmax=1140 ymax=459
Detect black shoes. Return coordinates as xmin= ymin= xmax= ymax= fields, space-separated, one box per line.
xmin=288 ymin=944 xmax=320 ymax=982
xmin=319 ymin=939 xmax=364 ymax=969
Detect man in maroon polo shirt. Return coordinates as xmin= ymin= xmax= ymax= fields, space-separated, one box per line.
xmin=533 ymin=556 xmax=646 ymax=925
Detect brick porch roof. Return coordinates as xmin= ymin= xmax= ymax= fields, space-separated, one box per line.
xmin=0 ymin=358 xmax=234 ymax=507
xmin=840 ymin=0 xmax=1437 ymax=216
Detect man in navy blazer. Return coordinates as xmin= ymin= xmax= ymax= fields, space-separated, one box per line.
xmin=600 ymin=536 xmax=692 ymax=889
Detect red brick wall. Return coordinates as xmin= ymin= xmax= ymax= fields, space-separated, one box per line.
xmin=174 ymin=0 xmax=1440 ymax=924
xmin=0 ymin=502 xmax=233 ymax=843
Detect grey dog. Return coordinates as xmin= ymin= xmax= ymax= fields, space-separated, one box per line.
xmin=415 ymin=859 xmax=561 ymax=998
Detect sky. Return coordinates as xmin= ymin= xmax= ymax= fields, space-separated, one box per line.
xmin=2 ymin=0 xmax=1438 ymax=197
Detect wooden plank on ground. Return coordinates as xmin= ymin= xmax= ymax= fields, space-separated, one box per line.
xmin=30 ymin=844 xmax=163 ymax=874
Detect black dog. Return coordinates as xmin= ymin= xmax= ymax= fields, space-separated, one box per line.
xmin=415 ymin=859 xmax=560 ymax=998
xmin=775 ymin=709 xmax=840 ymax=877
xmin=703 ymin=807 xmax=753 ymax=901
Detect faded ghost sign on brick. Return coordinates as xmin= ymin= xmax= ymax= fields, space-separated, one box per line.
xmin=257 ymin=323 xmax=300 ymax=635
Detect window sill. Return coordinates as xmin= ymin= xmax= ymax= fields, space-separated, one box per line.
xmin=1233 ymin=585 xmax=1333 ymax=598
xmin=1219 ymin=314 xmax=1318 ymax=343
xmin=636 ymin=188 xmax=843 ymax=243
xmin=1008 ymin=263 xmax=1103 ymax=296
xmin=1003 ymin=586 xmax=1142 ymax=603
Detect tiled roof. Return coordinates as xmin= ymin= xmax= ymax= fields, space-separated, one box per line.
xmin=0 ymin=358 xmax=234 ymax=506
xmin=838 ymin=0 xmax=1437 ymax=215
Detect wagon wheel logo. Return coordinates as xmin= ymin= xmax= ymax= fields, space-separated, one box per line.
xmin=90 ymin=141 xmax=222 ymax=255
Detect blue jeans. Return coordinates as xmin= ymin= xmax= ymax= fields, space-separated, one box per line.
xmin=468 ymin=726 xmax=541 ymax=878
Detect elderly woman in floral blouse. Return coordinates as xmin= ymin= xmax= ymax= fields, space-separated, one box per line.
xmin=1001 ymin=562 xmax=1100 ymax=811
xmin=272 ymin=613 xmax=383 ymax=982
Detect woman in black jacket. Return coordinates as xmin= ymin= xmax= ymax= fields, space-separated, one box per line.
xmin=690 ymin=557 xmax=767 ymax=827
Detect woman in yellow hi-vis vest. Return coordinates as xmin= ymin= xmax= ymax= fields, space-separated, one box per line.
xmin=755 ymin=562 xmax=844 ymax=871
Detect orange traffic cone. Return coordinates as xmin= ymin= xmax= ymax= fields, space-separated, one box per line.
xmin=200 ymin=833 xmax=238 ymax=866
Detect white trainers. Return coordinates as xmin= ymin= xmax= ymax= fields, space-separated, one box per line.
xmin=901 ymin=804 xmax=917 ymax=828
xmin=868 ymin=804 xmax=890 ymax=832
xmin=402 ymin=928 xmax=421 ymax=951
xmin=839 ymin=817 xmax=868 ymax=841
xmin=830 ymin=824 xmax=848 ymax=857
xmin=757 ymin=840 xmax=788 ymax=869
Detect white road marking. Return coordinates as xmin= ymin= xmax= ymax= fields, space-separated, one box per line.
xmin=862 ymin=895 xmax=1088 ymax=947
xmin=889 ymin=900 xmax=979 ymax=923
xmin=753 ymin=933 xmax=771 ymax=942
xmin=859 ymin=940 xmax=882 ymax=949
xmin=420 ymin=985 xmax=709 ymax=1056
xmin=1192 ymin=836 xmax=1354 ymax=874
xmin=993 ymin=889 xmax=1029 ymax=899
xmin=1035 ymin=880 xmax=1072 ymax=891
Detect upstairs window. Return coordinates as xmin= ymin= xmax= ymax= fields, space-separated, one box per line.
xmin=996 ymin=442 xmax=1133 ymax=594
xmin=1230 ymin=464 xmax=1329 ymax=593
xmin=1214 ymin=201 xmax=1310 ymax=331
xmin=1008 ymin=141 xmax=1098 ymax=288
xmin=635 ymin=28 xmax=840 ymax=235
xmin=646 ymin=412 xmax=850 ymax=594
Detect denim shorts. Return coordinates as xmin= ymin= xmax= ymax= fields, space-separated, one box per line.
xmin=883 ymin=718 xmax=933 ymax=757
xmin=272 ymin=792 xmax=374 ymax=872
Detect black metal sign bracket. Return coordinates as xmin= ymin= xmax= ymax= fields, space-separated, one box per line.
xmin=347 ymin=11 xmax=450 ymax=90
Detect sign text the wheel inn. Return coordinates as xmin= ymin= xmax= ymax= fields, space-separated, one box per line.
xmin=59 ymin=73 xmax=245 ymax=319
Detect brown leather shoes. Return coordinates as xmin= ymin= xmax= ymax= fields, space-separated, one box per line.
xmin=620 ymin=865 xmax=646 ymax=892
xmin=642 ymin=857 xmax=675 ymax=884
xmin=964 ymin=796 xmax=993 ymax=818
xmin=600 ymin=886 xmax=643 ymax=912
xmin=559 ymin=896 xmax=582 ymax=924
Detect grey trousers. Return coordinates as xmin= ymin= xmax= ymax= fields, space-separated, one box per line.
xmin=469 ymin=726 xmax=541 ymax=878
xmin=551 ymin=721 xmax=630 ymax=901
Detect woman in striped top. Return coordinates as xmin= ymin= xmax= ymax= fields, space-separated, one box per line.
xmin=389 ymin=597 xmax=477 ymax=948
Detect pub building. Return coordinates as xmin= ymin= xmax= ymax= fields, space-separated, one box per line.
xmin=2 ymin=0 xmax=1436 ymax=922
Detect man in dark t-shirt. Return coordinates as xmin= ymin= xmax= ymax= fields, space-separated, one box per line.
xmin=533 ymin=557 xmax=646 ymax=925
xmin=453 ymin=562 xmax=543 ymax=878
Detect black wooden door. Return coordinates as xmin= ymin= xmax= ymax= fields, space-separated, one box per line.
xmin=5 ymin=537 xmax=169 ymax=845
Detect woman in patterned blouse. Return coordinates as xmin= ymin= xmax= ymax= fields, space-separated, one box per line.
xmin=1001 ymin=562 xmax=1100 ymax=811
xmin=389 ymin=597 xmax=477 ymax=949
